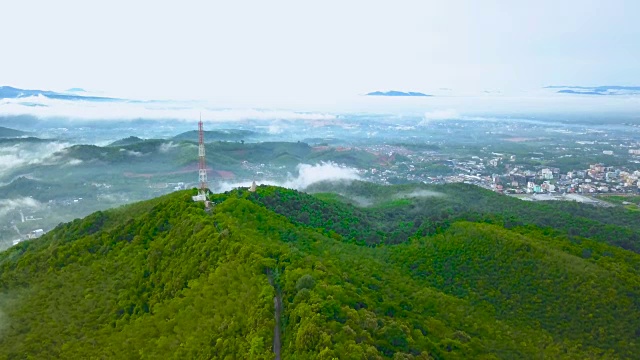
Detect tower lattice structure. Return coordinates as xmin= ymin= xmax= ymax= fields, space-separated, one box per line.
xmin=191 ymin=117 xmax=210 ymax=205
xmin=198 ymin=118 xmax=208 ymax=197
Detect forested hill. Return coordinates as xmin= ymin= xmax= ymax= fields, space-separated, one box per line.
xmin=303 ymin=181 xmax=640 ymax=251
xmin=1 ymin=184 xmax=640 ymax=358
xmin=0 ymin=126 xmax=28 ymax=138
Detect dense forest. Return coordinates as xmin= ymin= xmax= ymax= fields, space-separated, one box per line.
xmin=1 ymin=182 xmax=639 ymax=359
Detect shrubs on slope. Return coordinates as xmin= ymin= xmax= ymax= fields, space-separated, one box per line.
xmin=1 ymin=185 xmax=639 ymax=359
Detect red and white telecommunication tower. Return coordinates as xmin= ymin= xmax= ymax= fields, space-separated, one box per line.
xmin=192 ymin=115 xmax=209 ymax=204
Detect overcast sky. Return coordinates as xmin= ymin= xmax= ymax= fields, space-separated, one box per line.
xmin=1 ymin=0 xmax=639 ymax=105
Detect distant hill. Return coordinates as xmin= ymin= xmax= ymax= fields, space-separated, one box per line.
xmin=0 ymin=136 xmax=51 ymax=145
xmin=557 ymin=89 xmax=604 ymax=95
xmin=0 ymin=177 xmax=45 ymax=199
xmin=546 ymin=85 xmax=640 ymax=96
xmin=366 ymin=90 xmax=432 ymax=97
xmin=108 ymin=136 xmax=147 ymax=147
xmin=63 ymin=140 xmax=171 ymax=163
xmin=0 ymin=176 xmax=97 ymax=202
xmin=0 ymin=126 xmax=29 ymax=138
xmin=1 ymin=184 xmax=640 ymax=358
xmin=172 ymin=129 xmax=260 ymax=142
xmin=306 ymin=180 xmax=640 ymax=251
xmin=0 ymin=86 xmax=118 ymax=102
xmin=40 ymin=140 xmax=379 ymax=174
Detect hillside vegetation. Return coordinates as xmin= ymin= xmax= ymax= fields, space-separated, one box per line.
xmin=1 ymin=183 xmax=639 ymax=359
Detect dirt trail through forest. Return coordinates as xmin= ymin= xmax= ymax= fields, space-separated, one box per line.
xmin=273 ymin=292 xmax=282 ymax=359
xmin=268 ymin=272 xmax=282 ymax=360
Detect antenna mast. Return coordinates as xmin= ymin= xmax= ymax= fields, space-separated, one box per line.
xmin=198 ymin=116 xmax=207 ymax=194
xmin=193 ymin=114 xmax=209 ymax=204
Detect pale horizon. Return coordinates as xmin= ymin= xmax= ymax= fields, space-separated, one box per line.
xmin=1 ymin=0 xmax=639 ymax=109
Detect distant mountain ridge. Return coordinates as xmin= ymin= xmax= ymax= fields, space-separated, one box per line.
xmin=172 ymin=129 xmax=260 ymax=142
xmin=108 ymin=136 xmax=148 ymax=147
xmin=546 ymin=85 xmax=640 ymax=96
xmin=0 ymin=86 xmax=118 ymax=102
xmin=366 ymin=90 xmax=432 ymax=97
xmin=0 ymin=125 xmax=29 ymax=138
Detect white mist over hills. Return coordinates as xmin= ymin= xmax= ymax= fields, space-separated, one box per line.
xmin=2 ymin=89 xmax=640 ymax=123
xmin=214 ymin=162 xmax=360 ymax=193
xmin=0 ymin=197 xmax=41 ymax=217
xmin=0 ymin=95 xmax=337 ymax=122
xmin=0 ymin=141 xmax=72 ymax=178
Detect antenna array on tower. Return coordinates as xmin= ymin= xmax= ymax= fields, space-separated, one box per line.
xmin=192 ymin=116 xmax=209 ymax=204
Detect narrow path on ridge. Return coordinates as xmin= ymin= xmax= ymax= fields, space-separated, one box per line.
xmin=268 ymin=271 xmax=282 ymax=360
xmin=274 ymin=291 xmax=282 ymax=360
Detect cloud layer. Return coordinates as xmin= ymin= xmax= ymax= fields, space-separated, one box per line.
xmin=283 ymin=162 xmax=361 ymax=189
xmin=213 ymin=162 xmax=361 ymax=193
xmin=0 ymin=96 xmax=336 ymax=122
xmin=0 ymin=141 xmax=72 ymax=179
xmin=394 ymin=189 xmax=444 ymax=199
xmin=0 ymin=197 xmax=42 ymax=217
xmin=159 ymin=142 xmax=179 ymax=153
xmin=420 ymin=109 xmax=461 ymax=123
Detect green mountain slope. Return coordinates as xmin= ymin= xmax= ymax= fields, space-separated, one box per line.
xmin=304 ymin=181 xmax=640 ymax=252
xmin=1 ymin=185 xmax=639 ymax=359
